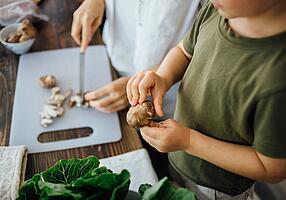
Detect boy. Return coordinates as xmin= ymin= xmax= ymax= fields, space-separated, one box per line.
xmin=126 ymin=0 xmax=286 ymax=199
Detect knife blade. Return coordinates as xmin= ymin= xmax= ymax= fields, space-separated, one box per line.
xmin=79 ymin=52 xmax=85 ymax=95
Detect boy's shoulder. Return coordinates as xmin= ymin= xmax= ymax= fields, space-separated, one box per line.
xmin=196 ymin=0 xmax=218 ymax=28
xmin=256 ymin=49 xmax=286 ymax=98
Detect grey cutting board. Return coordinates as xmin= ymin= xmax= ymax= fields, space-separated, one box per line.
xmin=9 ymin=46 xmax=122 ymax=153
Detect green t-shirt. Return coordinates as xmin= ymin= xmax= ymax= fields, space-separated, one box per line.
xmin=169 ymin=2 xmax=286 ymax=196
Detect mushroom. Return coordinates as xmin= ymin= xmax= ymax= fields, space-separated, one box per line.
xmin=40 ymin=118 xmax=53 ymax=128
xmin=39 ymin=76 xmax=72 ymax=127
xmin=39 ymin=75 xmax=57 ymax=88
xmin=126 ymin=100 xmax=155 ymax=128
xmin=48 ymin=94 xmax=65 ymax=107
xmin=7 ymin=32 xmax=21 ymax=43
xmin=39 ymin=104 xmax=65 ymax=127
xmin=68 ymin=93 xmax=89 ymax=108
xmin=17 ymin=20 xmax=37 ymax=40
xmin=38 ymin=73 xmax=91 ymax=127
xmin=50 ymin=86 xmax=60 ymax=97
xmin=5 ymin=20 xmax=37 ymax=43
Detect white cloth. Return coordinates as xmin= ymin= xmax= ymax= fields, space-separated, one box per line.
xmin=0 ymin=145 xmax=28 ymax=200
xmin=103 ymin=0 xmax=200 ymax=76
xmin=103 ymin=0 xmax=201 ymax=118
xmin=100 ymin=148 xmax=158 ymax=191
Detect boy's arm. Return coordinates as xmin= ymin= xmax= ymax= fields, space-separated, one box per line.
xmin=127 ymin=41 xmax=191 ymax=116
xmin=186 ymin=130 xmax=286 ymax=183
xmin=156 ymin=40 xmax=192 ymax=90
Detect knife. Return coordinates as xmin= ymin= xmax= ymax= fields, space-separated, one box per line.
xmin=79 ymin=51 xmax=85 ymax=95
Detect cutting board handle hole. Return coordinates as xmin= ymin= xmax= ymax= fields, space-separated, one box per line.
xmin=37 ymin=127 xmax=93 ymax=143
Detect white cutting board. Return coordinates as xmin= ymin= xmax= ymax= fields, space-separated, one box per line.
xmin=10 ymin=46 xmax=122 ymax=153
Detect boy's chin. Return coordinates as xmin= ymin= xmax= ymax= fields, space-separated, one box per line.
xmin=218 ymin=9 xmax=238 ymax=19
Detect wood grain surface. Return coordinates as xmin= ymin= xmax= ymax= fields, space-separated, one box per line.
xmin=0 ymin=0 xmax=142 ymax=179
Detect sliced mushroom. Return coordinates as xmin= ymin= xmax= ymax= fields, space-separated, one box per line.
xmin=51 ymin=86 xmax=60 ymax=95
xmin=39 ymin=76 xmax=71 ymax=127
xmin=68 ymin=93 xmax=89 ymax=108
xmin=41 ymin=118 xmax=53 ymax=128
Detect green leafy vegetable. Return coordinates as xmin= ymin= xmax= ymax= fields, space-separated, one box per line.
xmin=17 ymin=156 xmax=130 ymax=200
xmin=139 ymin=177 xmax=196 ymax=200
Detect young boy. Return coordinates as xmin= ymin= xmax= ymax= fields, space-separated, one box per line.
xmin=127 ymin=0 xmax=286 ymax=199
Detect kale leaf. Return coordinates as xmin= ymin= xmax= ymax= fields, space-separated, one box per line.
xmin=17 ymin=156 xmax=130 ymax=200
xmin=139 ymin=177 xmax=196 ymax=200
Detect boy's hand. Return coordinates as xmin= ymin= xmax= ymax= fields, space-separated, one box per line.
xmin=140 ymin=119 xmax=192 ymax=152
xmin=126 ymin=71 xmax=168 ymax=117
xmin=71 ymin=0 xmax=105 ymax=52
xmin=85 ymin=77 xmax=129 ymax=113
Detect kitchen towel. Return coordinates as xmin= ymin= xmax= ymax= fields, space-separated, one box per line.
xmin=100 ymin=148 xmax=158 ymax=191
xmin=0 ymin=145 xmax=28 ymax=200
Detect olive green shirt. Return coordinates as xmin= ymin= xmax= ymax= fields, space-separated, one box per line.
xmin=169 ymin=2 xmax=286 ymax=196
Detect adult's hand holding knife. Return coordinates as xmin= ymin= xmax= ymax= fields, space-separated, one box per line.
xmin=71 ymin=0 xmax=105 ymax=95
xmin=71 ymin=0 xmax=129 ymax=113
xmin=71 ymin=0 xmax=105 ymax=53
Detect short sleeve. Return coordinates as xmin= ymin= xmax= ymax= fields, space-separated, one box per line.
xmin=253 ymin=90 xmax=286 ymax=158
xmin=183 ymin=1 xmax=217 ymax=55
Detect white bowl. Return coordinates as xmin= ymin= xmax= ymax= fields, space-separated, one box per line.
xmin=0 ymin=23 xmax=35 ymax=55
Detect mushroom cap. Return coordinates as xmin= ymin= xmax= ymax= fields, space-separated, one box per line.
xmin=17 ymin=19 xmax=37 ymax=39
xmin=39 ymin=75 xmax=57 ymax=89
xmin=126 ymin=100 xmax=155 ymax=128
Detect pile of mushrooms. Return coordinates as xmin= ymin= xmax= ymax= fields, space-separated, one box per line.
xmin=126 ymin=100 xmax=155 ymax=128
xmin=6 ymin=20 xmax=37 ymax=43
xmin=38 ymin=75 xmax=91 ymax=127
xmin=39 ymin=75 xmax=71 ymax=127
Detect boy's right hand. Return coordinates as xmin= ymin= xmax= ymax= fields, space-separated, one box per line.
xmin=71 ymin=0 xmax=105 ymax=52
xmin=126 ymin=71 xmax=168 ymax=117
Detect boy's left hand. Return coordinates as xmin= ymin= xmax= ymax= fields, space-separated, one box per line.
xmin=141 ymin=119 xmax=191 ymax=153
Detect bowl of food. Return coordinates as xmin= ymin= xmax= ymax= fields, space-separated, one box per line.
xmin=0 ymin=20 xmax=37 ymax=55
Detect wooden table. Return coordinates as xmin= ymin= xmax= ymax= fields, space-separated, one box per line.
xmin=0 ymin=0 xmax=142 ymax=179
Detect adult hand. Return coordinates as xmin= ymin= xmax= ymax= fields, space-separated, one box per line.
xmin=85 ymin=77 xmax=129 ymax=113
xmin=141 ymin=119 xmax=192 ymax=153
xmin=126 ymin=70 xmax=168 ymax=117
xmin=71 ymin=0 xmax=105 ymax=52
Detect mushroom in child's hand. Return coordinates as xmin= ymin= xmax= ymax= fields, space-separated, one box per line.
xmin=126 ymin=100 xmax=155 ymax=128
xmin=39 ymin=75 xmax=57 ymax=88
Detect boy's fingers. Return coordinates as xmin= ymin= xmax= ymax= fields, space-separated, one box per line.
xmin=141 ymin=126 xmax=165 ymax=139
xmin=127 ymin=76 xmax=136 ymax=104
xmin=149 ymin=121 xmax=167 ymax=128
xmin=138 ymin=75 xmax=154 ymax=103
xmin=152 ymin=90 xmax=164 ymax=117
xmin=141 ymin=131 xmax=161 ymax=148
xmin=131 ymin=72 xmax=144 ymax=105
xmin=126 ymin=76 xmax=136 ymax=104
